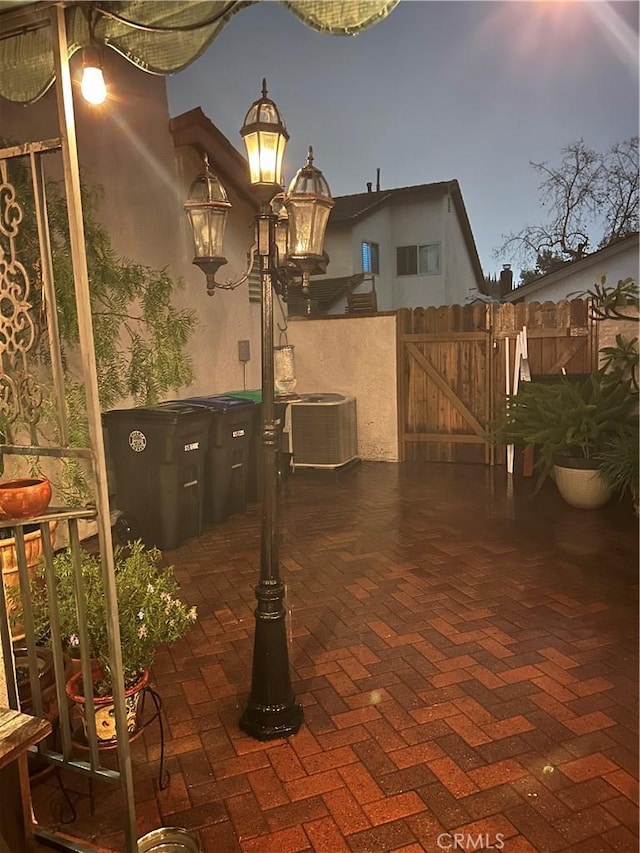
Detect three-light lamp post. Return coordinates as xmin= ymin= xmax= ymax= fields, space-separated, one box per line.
xmin=183 ymin=80 xmax=334 ymax=740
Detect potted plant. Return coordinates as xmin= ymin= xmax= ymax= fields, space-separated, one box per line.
xmin=19 ymin=540 xmax=197 ymax=743
xmin=491 ymin=371 xmax=637 ymax=508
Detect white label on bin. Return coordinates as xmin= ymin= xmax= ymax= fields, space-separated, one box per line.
xmin=232 ymin=429 xmax=245 ymax=438
xmin=129 ymin=430 xmax=147 ymax=452
xmin=184 ymin=442 xmax=200 ymax=452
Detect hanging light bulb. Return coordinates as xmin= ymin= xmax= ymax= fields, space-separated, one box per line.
xmin=81 ymin=45 xmax=107 ymax=105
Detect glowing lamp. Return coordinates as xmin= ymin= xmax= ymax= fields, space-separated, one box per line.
xmin=240 ymin=79 xmax=289 ymax=200
xmin=81 ymin=46 xmax=106 ymax=105
xmin=285 ymin=147 xmax=334 ymax=271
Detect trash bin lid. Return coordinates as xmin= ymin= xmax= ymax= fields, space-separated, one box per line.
xmin=179 ymin=395 xmax=257 ymax=412
xmin=224 ymin=389 xmax=263 ymax=403
xmin=104 ymin=403 xmax=206 ymax=422
xmin=298 ymin=393 xmax=345 ymax=403
xmin=153 ymin=402 xmax=214 ymax=417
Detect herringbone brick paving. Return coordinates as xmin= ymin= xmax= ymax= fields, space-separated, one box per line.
xmin=32 ymin=462 xmax=638 ymax=852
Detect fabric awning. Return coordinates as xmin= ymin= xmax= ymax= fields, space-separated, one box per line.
xmin=0 ymin=0 xmax=399 ymax=104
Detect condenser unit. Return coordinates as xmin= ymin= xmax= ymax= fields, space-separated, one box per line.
xmin=290 ymin=394 xmax=358 ymax=469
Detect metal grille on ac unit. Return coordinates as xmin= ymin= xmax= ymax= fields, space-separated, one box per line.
xmin=290 ymin=394 xmax=358 ymax=469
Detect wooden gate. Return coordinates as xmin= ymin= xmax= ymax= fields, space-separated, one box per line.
xmin=397 ymin=300 xmax=597 ymax=464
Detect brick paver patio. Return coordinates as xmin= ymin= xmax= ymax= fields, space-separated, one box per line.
xmin=32 ymin=461 xmax=639 ymax=852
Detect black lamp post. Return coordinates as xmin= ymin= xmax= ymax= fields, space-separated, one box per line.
xmin=184 ymin=80 xmax=334 ymax=740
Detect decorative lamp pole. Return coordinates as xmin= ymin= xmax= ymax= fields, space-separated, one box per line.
xmin=184 ymin=81 xmax=334 ymax=740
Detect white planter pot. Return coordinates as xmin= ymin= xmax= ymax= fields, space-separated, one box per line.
xmin=553 ymin=460 xmax=613 ymax=509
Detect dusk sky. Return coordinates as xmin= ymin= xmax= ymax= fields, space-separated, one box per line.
xmin=166 ymin=0 xmax=639 ymax=280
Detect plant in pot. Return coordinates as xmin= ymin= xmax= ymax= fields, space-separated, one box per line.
xmin=19 ymin=540 xmax=197 ymax=744
xmin=491 ymin=371 xmax=638 ymax=508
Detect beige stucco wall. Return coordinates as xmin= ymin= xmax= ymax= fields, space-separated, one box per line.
xmin=443 ymin=195 xmax=483 ymax=305
xmin=286 ymin=313 xmax=399 ymax=461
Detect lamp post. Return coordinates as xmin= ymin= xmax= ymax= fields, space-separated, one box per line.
xmin=184 ymin=81 xmax=333 ymax=740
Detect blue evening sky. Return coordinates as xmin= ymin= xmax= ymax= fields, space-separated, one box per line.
xmin=167 ymin=0 xmax=639 ymax=280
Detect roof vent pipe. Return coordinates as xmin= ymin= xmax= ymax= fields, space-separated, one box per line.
xmin=376 ymin=168 xmax=380 ymax=192
xmin=499 ymin=264 xmax=513 ymax=296
xmin=367 ymin=182 xmax=372 ymax=193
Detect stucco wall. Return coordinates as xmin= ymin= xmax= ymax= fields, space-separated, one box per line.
xmin=443 ymin=195 xmax=482 ymax=305
xmin=286 ymin=313 xmax=399 ymax=461
xmin=390 ymin=197 xmax=445 ymax=308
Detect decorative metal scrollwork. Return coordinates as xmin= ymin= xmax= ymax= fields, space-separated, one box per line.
xmin=0 ymin=159 xmax=42 ymax=432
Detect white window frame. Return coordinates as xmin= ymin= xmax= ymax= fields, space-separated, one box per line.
xmin=396 ymin=243 xmax=440 ymax=276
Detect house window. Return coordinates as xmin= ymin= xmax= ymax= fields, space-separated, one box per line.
xmin=361 ymin=241 xmax=379 ymax=274
xmin=396 ymin=243 xmax=440 ymax=276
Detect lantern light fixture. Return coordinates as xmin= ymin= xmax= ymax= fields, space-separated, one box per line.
xmin=183 ymin=81 xmax=333 ymax=300
xmin=240 ymin=79 xmax=289 ymax=199
xmin=183 ymin=154 xmax=232 ymax=295
xmin=285 ymin=146 xmax=334 ymax=290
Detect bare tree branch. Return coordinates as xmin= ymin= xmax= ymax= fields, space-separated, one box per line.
xmin=495 ymin=138 xmax=639 ymax=279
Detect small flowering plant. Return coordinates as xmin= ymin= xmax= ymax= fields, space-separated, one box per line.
xmin=25 ymin=540 xmax=197 ymax=694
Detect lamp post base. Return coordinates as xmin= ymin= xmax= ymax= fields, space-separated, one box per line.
xmin=240 ymin=700 xmax=303 ymax=742
xmin=239 ymin=581 xmax=303 ymax=741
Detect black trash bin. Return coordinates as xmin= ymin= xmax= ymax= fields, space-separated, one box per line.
xmin=222 ymin=390 xmax=289 ymax=503
xmin=178 ymin=395 xmax=257 ymax=523
xmin=103 ymin=404 xmax=209 ymax=551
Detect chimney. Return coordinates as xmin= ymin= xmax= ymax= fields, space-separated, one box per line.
xmin=376 ymin=168 xmax=380 ymax=192
xmin=367 ymin=182 xmax=372 ymax=193
xmin=499 ymin=264 xmax=513 ymax=296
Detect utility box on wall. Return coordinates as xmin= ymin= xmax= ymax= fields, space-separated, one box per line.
xmin=290 ymin=394 xmax=358 ymax=469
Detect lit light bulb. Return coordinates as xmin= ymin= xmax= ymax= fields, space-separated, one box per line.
xmin=81 ymin=48 xmax=106 ymax=105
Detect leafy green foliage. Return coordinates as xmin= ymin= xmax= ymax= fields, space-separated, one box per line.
xmin=599 ymin=334 xmax=639 ymax=392
xmin=491 ymin=373 xmax=638 ymax=493
xmin=14 ymin=166 xmax=197 ymax=408
xmin=519 ymin=249 xmax=568 ymax=286
xmin=2 ymin=144 xmax=197 ymax=501
xmin=570 ymin=275 xmax=639 ymax=323
xmin=19 ymin=541 xmax=197 ymax=693
xmin=595 ymin=423 xmax=639 ymax=504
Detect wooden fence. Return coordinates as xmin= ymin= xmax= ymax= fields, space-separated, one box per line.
xmin=396 ymin=299 xmax=597 ymax=464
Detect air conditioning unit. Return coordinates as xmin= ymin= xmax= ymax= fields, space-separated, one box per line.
xmin=290 ymin=394 xmax=358 ymax=469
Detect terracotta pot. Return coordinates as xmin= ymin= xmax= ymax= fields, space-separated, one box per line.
xmin=1 ymin=521 xmax=58 ymax=642
xmin=65 ymin=668 xmax=150 ymax=744
xmin=0 ymin=477 xmax=52 ymax=520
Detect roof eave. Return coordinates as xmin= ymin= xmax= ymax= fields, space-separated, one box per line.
xmin=504 ymin=232 xmax=640 ymax=302
xmin=170 ymin=107 xmax=258 ymax=209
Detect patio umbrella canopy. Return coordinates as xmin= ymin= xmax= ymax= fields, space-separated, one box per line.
xmin=0 ymin=0 xmax=400 ymax=104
